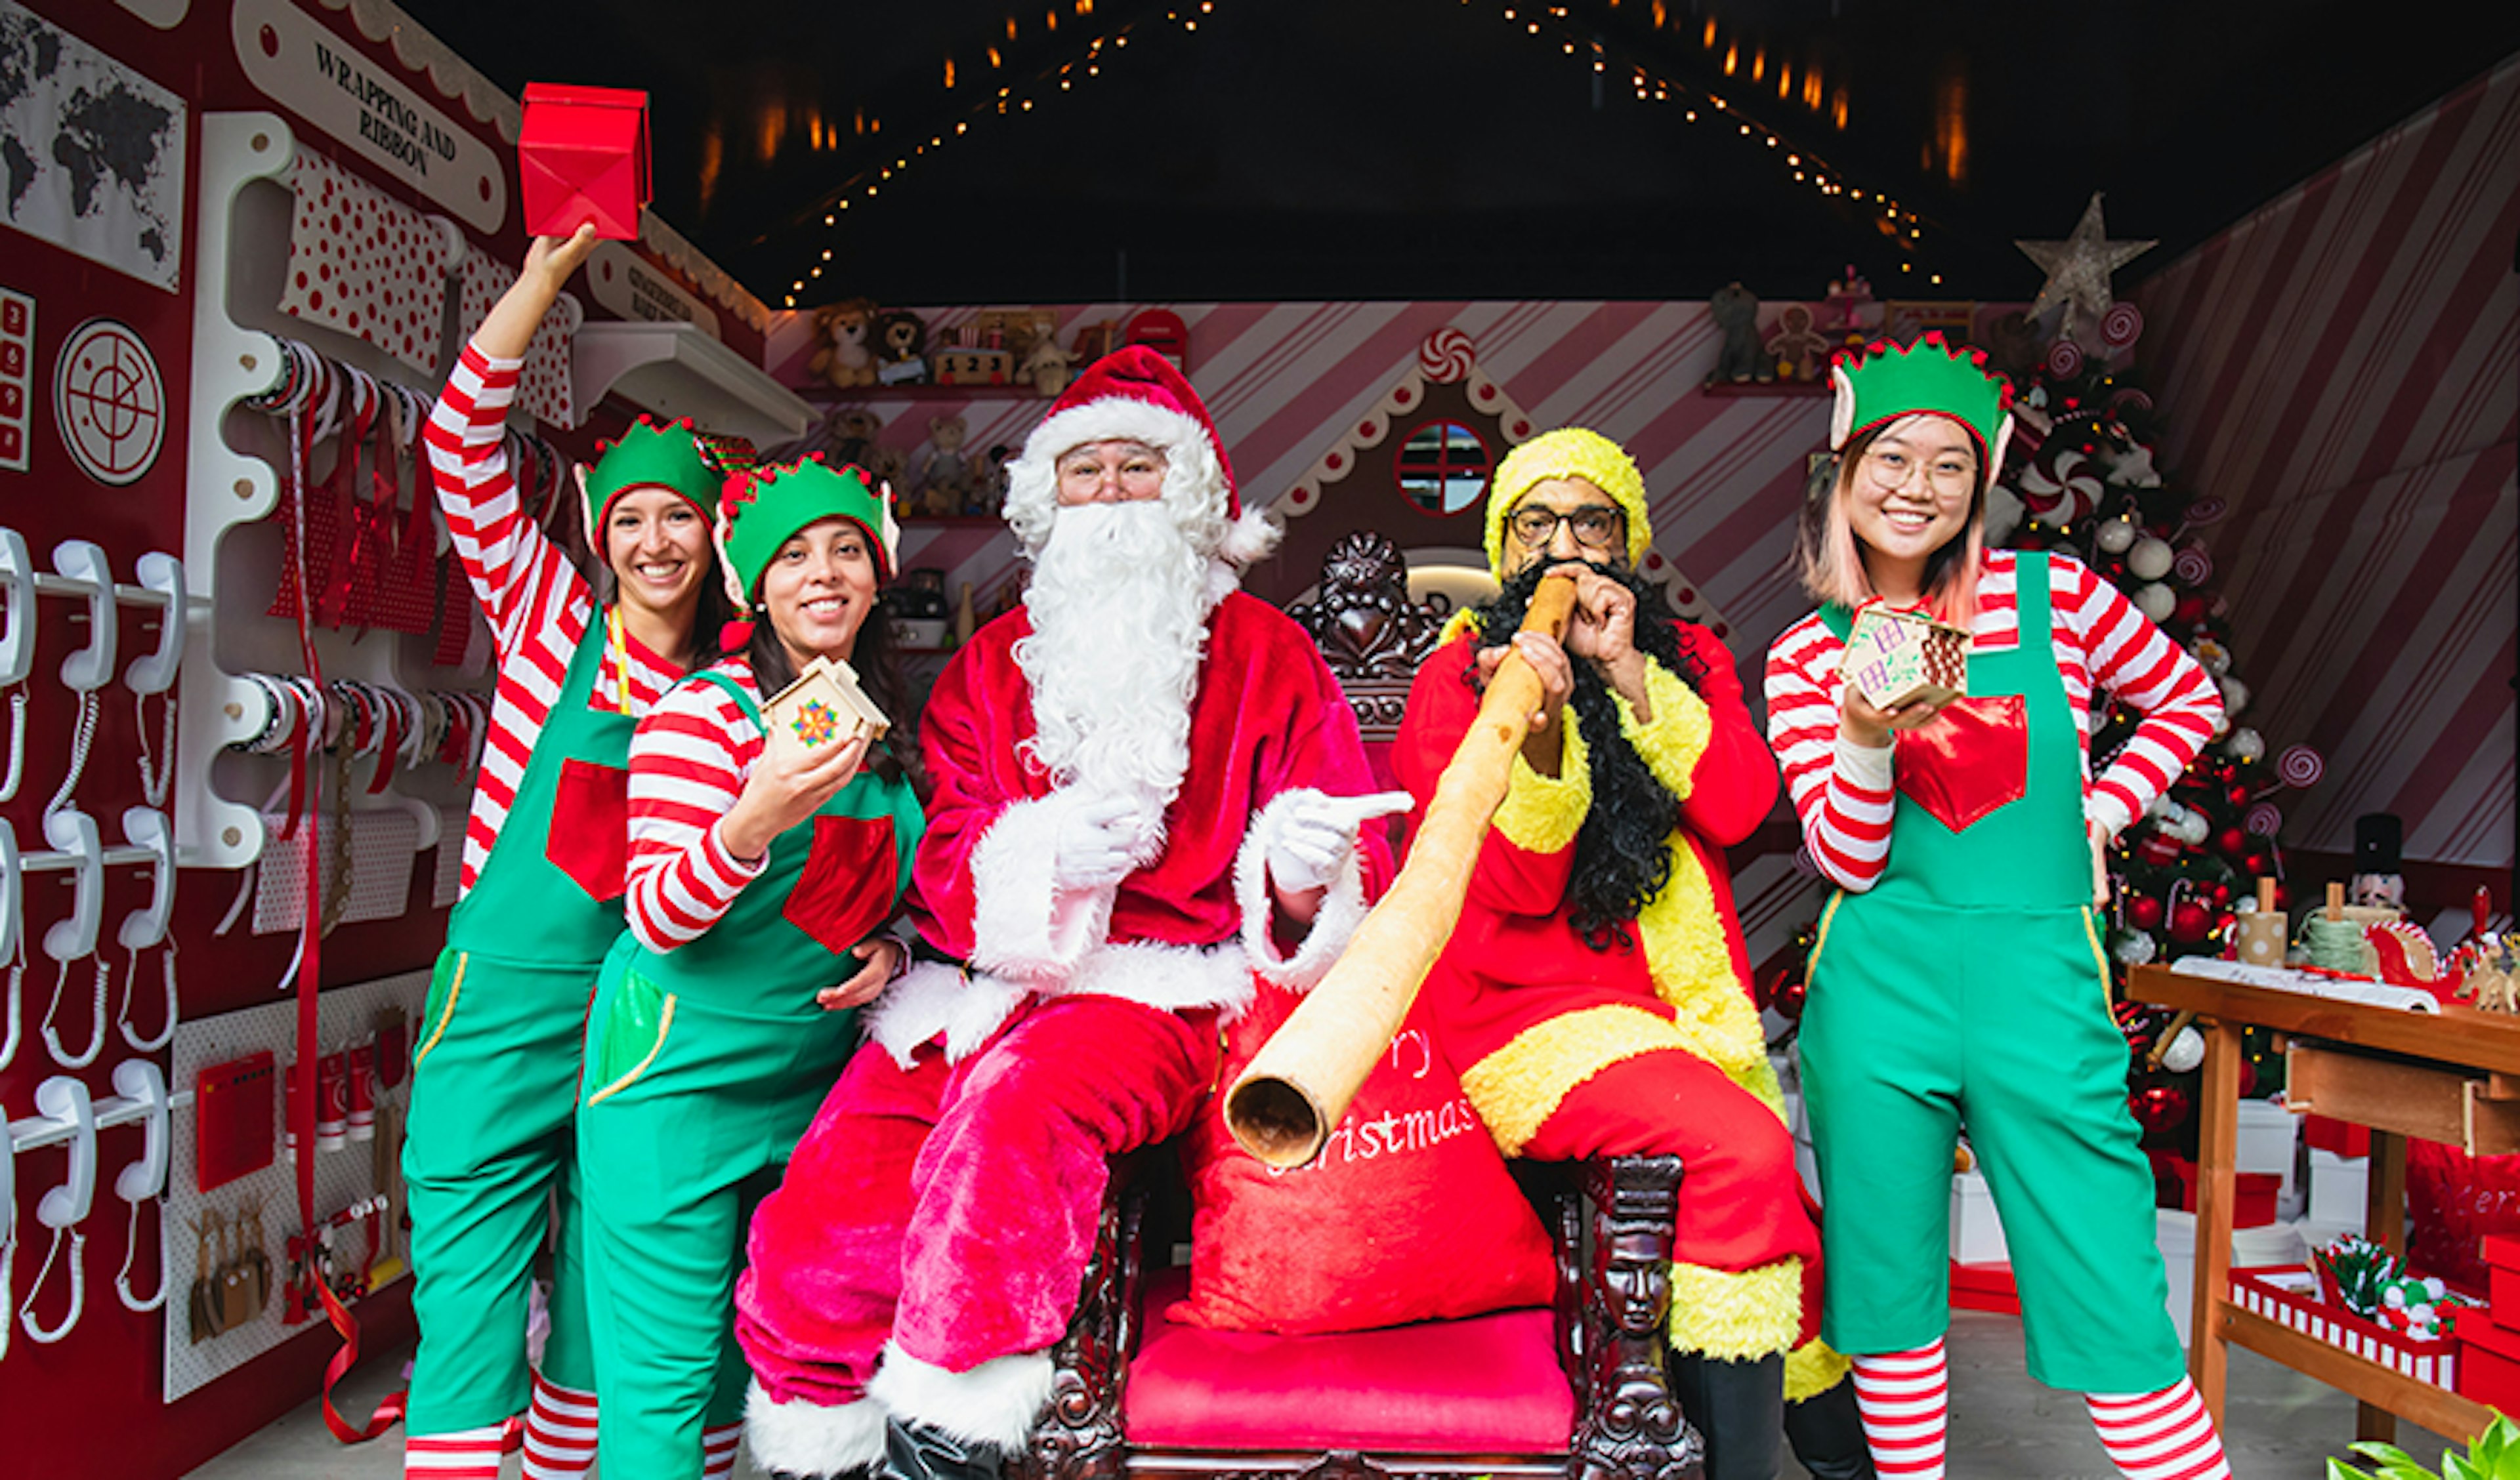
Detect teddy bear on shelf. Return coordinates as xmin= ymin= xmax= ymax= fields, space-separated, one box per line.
xmin=875 ymin=310 xmax=929 ymax=386
xmin=1018 ymin=329 xmax=1077 ymax=398
xmin=1707 ymin=282 xmax=1771 ymax=384
xmin=807 ymin=298 xmax=880 ymax=390
xmin=908 ymin=415 xmax=972 ymax=517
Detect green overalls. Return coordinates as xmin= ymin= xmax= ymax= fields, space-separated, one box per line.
xmin=577 ymin=669 xmax=922 ymax=1480
xmin=1800 ymin=554 xmax=2182 ymax=1394
xmin=404 ymin=617 xmax=626 ymax=1434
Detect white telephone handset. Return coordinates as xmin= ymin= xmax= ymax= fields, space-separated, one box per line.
xmin=125 ymin=553 xmax=184 ymax=696
xmin=20 ymin=1075 xmax=94 ymax=1344
xmin=50 ymin=541 xmax=114 ymax=694
xmin=43 ymin=809 xmax=101 ymax=966
xmin=0 ymin=527 xmax=30 ymax=690
xmin=0 ymin=819 xmax=18 ymax=1071
xmin=116 ymin=808 xmax=177 ymax=1052
xmin=110 ymin=1060 xmax=169 ymax=1313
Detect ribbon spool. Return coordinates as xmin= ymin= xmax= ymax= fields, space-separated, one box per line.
xmin=2236 ymin=879 xmax=2287 ymax=966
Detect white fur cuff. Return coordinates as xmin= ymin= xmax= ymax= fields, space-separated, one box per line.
xmin=968 ymin=792 xmax=1114 ymax=985
xmin=745 ymin=1380 xmax=890 ymax=1476
xmin=865 ymin=961 xmax=1029 ymax=1068
xmin=1235 ymin=789 xmax=1374 ymax=993
xmin=867 ymin=1343 xmax=1054 ymax=1453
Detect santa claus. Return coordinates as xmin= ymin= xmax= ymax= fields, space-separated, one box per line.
xmin=734 ymin=347 xmax=1396 ymax=1480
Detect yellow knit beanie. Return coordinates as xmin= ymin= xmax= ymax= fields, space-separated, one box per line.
xmin=1482 ymin=427 xmax=1655 ymax=577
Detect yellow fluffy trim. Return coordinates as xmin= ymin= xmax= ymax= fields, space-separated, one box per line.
xmin=1634 ymin=829 xmax=1782 ymax=1124
xmin=1668 ymin=1256 xmax=1805 ymax=1359
xmin=1492 ymin=719 xmax=1590 ymax=854
xmin=1459 ymin=1004 xmax=1687 ymax=1157
xmin=1482 ymin=428 xmax=1655 ymax=575
xmin=1784 ymin=1339 xmax=1853 ymax=1403
xmin=1616 ymin=662 xmax=1712 ymax=804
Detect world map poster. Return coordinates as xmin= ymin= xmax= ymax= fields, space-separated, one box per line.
xmin=0 ymin=1 xmax=185 ymax=292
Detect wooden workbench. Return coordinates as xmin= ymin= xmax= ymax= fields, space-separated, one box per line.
xmin=2126 ymin=964 xmax=2520 ymax=1443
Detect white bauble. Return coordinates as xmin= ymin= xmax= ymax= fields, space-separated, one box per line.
xmin=2171 ymin=810 xmax=2211 ymax=846
xmin=2225 ymin=727 xmax=2265 ymax=762
xmin=2128 ymin=536 xmax=2175 ymax=581
xmin=2096 ymin=518 xmax=2139 ymax=554
xmin=2192 ymin=636 xmax=2233 ymax=677
xmin=2160 ymin=1025 xmax=2206 ymax=1073
xmin=2134 ymin=582 xmax=2175 ymax=623
xmin=2114 ymin=930 xmax=2160 ymax=966
xmin=2212 ymin=709 xmax=2231 ymax=739
xmin=2221 ymin=676 xmax=2251 ymax=714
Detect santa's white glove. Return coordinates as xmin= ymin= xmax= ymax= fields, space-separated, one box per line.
xmin=1267 ymin=790 xmax=1414 ymax=894
xmin=1052 ymin=792 xmax=1150 ymax=892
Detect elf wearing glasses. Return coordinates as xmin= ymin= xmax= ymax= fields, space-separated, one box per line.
xmin=1395 ymin=428 xmax=1864 ymax=1480
xmin=1764 ymin=336 xmax=2231 ymax=1480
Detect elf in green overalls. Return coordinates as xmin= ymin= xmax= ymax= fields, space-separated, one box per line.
xmin=406 ymin=226 xmax=742 ymax=1480
xmin=1763 ymin=336 xmax=2235 ymax=1480
xmin=576 ymin=457 xmax=924 ymax=1480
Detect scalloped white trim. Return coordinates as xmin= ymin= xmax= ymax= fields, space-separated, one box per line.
xmin=867 ymin=1344 xmax=1053 ymax=1452
xmin=1233 ymin=790 xmax=1372 ymax=993
xmin=864 ymin=962 xmax=1029 ymax=1068
xmin=866 ymin=945 xmax=1255 ymax=1066
xmin=744 ymin=1381 xmax=889 ymax=1476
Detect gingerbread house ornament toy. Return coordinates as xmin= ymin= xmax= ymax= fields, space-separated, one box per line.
xmin=1839 ymin=602 xmax=1969 ymax=710
xmin=518 ymin=83 xmax=652 ymax=240
xmin=764 ymin=655 xmax=890 ymax=768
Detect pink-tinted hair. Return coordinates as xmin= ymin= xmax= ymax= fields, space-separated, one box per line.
xmin=1795 ymin=417 xmax=1987 ymax=628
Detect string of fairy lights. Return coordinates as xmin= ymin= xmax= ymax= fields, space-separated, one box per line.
xmin=782 ymin=4 xmax=1223 ymax=308
xmin=780 ymin=0 xmax=1949 ymax=306
xmin=1473 ymin=0 xmax=1950 ymax=287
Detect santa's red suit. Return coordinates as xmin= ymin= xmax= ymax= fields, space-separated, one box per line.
xmin=733 ymin=350 xmax=1386 ymax=1477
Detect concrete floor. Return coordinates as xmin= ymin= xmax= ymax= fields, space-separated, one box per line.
xmin=186 ymin=1311 xmax=2458 ymax=1479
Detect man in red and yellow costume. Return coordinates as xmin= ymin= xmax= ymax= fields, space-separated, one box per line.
xmin=1397 ymin=428 xmax=1862 ymax=1480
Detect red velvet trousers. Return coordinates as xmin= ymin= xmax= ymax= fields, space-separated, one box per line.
xmin=736 ymin=995 xmax=1221 ymax=1405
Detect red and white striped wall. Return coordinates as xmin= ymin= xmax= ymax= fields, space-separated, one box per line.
xmin=2136 ymin=54 xmax=2519 ymax=869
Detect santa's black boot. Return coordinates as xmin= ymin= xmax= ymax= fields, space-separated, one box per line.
xmin=883 ymin=1417 xmax=1006 ymax=1480
xmin=1784 ymin=1378 xmax=1877 ymax=1480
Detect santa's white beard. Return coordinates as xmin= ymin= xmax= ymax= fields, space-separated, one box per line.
xmin=1015 ymin=501 xmax=1216 ymax=853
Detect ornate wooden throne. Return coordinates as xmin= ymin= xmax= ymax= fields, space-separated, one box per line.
xmin=1011 ymin=534 xmax=1703 ymax=1480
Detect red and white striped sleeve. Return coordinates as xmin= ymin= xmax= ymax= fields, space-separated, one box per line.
xmin=1764 ymin=614 xmax=1897 ymax=892
xmin=2051 ymin=554 xmax=2224 ymax=839
xmin=625 ymin=661 xmax=770 ymax=953
xmin=423 ymin=341 xmax=587 ymax=658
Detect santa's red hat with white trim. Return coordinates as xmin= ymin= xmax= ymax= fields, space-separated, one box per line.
xmin=1002 ymin=345 xmax=1278 ymax=568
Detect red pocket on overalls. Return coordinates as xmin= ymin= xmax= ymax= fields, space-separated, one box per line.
xmin=546 ymin=758 xmax=631 ymax=901
xmin=1895 ymin=695 xmax=2028 ymax=832
xmin=782 ymin=814 xmax=898 ymax=955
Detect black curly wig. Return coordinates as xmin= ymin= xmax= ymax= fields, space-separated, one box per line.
xmin=1465 ymin=560 xmax=1708 ymax=952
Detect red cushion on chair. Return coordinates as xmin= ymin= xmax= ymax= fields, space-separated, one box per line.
xmin=1124 ymin=1267 xmax=1574 ymax=1452
xmin=1171 ymin=983 xmax=1557 ymax=1334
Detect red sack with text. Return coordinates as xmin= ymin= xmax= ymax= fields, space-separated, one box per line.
xmin=1169 ymin=982 xmax=1555 ymax=1334
xmin=2406 ymin=1138 xmax=2520 ymax=1290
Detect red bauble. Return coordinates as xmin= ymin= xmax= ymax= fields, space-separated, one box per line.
xmin=2227 ymin=783 xmax=2252 ymax=810
xmin=2132 ymin=1083 xmax=2193 ymax=1134
xmin=2170 ymin=901 xmax=2216 ymax=943
xmin=2127 ymin=894 xmax=2167 ymax=931
xmin=1774 ymin=978 xmax=1807 ymax=1021
xmin=2174 ymin=594 xmax=2209 ymax=627
xmin=2209 ymin=882 xmax=2235 ymax=906
xmin=2217 ymin=829 xmax=2248 ymax=858
xmin=2236 ymin=1059 xmax=2259 ymax=1098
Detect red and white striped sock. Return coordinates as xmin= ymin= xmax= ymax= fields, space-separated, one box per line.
xmin=520 ymin=1372 xmax=599 ymax=1479
xmin=2085 ymin=1377 xmax=2233 ymax=1480
xmin=1850 ymin=1340 xmax=1950 ymax=1479
xmin=404 ymin=1423 xmax=506 ymax=1479
xmin=703 ymin=1419 xmax=743 ymax=1478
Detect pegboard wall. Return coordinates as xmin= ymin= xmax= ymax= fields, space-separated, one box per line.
xmin=164 ymin=969 xmax=427 ymax=1401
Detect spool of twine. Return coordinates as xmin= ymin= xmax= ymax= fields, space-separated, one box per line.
xmin=2304 ymin=915 xmax=2370 ymax=975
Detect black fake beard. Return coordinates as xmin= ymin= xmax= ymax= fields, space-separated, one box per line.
xmin=1467 ymin=560 xmax=1708 ymax=952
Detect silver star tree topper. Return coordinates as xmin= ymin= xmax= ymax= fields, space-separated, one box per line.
xmin=2016 ymin=192 xmax=2156 ymax=342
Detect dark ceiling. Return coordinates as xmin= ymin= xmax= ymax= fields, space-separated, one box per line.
xmin=409 ymin=0 xmax=2520 ymax=309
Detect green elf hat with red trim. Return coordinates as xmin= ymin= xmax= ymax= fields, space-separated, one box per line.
xmin=1828 ymin=331 xmax=2016 ymax=473
xmin=581 ymin=413 xmax=751 ymax=537
xmin=713 ymin=453 xmax=901 ymax=604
